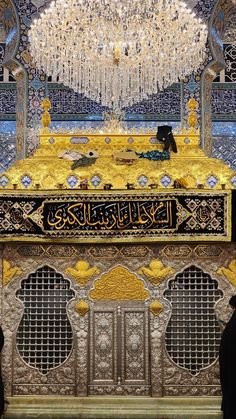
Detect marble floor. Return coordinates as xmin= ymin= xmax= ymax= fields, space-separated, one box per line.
xmin=4 ymin=396 xmax=223 ymax=419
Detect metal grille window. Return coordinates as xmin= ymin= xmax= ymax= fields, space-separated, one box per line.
xmin=164 ymin=265 xmax=223 ymax=375
xmin=16 ymin=266 xmax=75 ymax=375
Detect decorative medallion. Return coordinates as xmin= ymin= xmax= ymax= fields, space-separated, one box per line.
xmin=75 ymin=300 xmax=90 ymax=316
xmin=120 ymin=246 xmax=150 ymax=258
xmin=3 ymin=259 xmax=22 ymax=286
xmin=65 ymin=260 xmax=100 ymax=286
xmin=162 ymin=245 xmax=192 ymax=258
xmin=194 ymin=245 xmax=223 ymax=258
xmin=89 ymin=266 xmax=149 ymax=301
xmin=138 ymin=259 xmax=174 ymax=286
xmin=217 ymin=260 xmax=236 ymax=288
xmin=89 ymin=246 xmax=118 ymax=258
xmin=47 ymin=245 xmax=76 ymax=258
xmin=149 ymin=300 xmax=164 ymax=316
xmin=17 ymin=245 xmax=45 ymax=257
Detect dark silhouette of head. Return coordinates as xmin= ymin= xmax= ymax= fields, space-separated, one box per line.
xmin=156 ymin=125 xmax=177 ymax=153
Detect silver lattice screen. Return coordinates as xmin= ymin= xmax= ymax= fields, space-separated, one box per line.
xmin=16 ymin=266 xmax=75 ymax=375
xmin=164 ymin=265 xmax=223 ymax=375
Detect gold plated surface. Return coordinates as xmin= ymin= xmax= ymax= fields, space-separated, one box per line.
xmin=1 ymin=125 xmax=235 ymax=192
xmin=149 ymin=300 xmax=164 ymax=316
xmin=89 ymin=266 xmax=150 ymax=301
xmin=75 ymin=300 xmax=90 ymax=316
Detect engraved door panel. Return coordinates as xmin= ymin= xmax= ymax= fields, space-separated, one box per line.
xmin=90 ymin=308 xmax=117 ymax=387
xmin=89 ymin=305 xmax=150 ymax=396
xmin=121 ymin=308 xmax=149 ymax=387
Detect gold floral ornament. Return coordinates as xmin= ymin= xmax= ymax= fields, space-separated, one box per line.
xmin=175 ymin=174 xmax=197 ymax=189
xmin=187 ymin=97 xmax=198 ymax=130
xmin=89 ymin=266 xmax=149 ymax=301
xmin=149 ymin=300 xmax=164 ymax=316
xmin=138 ymin=259 xmax=175 ymax=286
xmin=75 ymin=300 xmax=90 ymax=316
xmin=217 ymin=260 xmax=236 ymax=288
xmin=41 ymin=98 xmax=52 ymax=130
xmin=65 ymin=260 xmax=100 ymax=286
xmin=3 ymin=259 xmax=22 ymax=287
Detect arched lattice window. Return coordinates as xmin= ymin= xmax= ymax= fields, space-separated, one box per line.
xmin=16 ymin=266 xmax=75 ymax=375
xmin=164 ymin=265 xmax=223 ymax=375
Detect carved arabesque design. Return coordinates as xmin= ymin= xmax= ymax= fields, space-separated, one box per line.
xmin=90 ymin=266 xmax=150 ymax=301
xmin=124 ymin=311 xmax=146 ymax=381
xmin=93 ymin=312 xmax=115 ymax=381
xmin=89 ymin=305 xmax=150 ymax=395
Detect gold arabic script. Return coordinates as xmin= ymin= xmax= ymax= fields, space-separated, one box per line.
xmin=45 ymin=199 xmax=176 ymax=231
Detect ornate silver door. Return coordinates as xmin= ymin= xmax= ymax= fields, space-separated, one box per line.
xmin=89 ymin=304 xmax=150 ymax=396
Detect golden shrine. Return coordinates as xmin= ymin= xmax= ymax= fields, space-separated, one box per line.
xmin=3 ymin=98 xmax=234 ymax=192
xmin=1 ymin=98 xmax=234 ymax=418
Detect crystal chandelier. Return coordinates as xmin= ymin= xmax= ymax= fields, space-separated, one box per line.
xmin=29 ymin=0 xmax=208 ymax=109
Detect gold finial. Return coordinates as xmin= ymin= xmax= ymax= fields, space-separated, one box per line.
xmin=114 ymin=45 xmax=121 ymax=65
xmin=41 ymin=97 xmax=52 ymax=129
xmin=187 ymin=98 xmax=198 ymax=130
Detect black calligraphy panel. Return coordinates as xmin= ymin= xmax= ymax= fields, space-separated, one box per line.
xmin=44 ymin=199 xmax=177 ymax=232
xmin=0 ymin=192 xmax=230 ymax=241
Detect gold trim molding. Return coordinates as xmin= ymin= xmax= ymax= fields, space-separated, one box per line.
xmin=89 ymin=265 xmax=150 ymax=301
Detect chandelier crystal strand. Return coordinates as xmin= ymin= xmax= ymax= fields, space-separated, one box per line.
xmin=29 ymin=0 xmax=208 ymax=109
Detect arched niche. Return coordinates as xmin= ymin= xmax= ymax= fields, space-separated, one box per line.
xmin=201 ymin=0 xmax=234 ymax=155
xmin=0 ymin=0 xmax=27 ymax=159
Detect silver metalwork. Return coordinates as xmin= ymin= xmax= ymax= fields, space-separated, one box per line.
xmin=89 ymin=304 xmax=150 ymax=395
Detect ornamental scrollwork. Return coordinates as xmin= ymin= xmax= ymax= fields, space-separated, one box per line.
xmin=89 ymin=266 xmax=150 ymax=301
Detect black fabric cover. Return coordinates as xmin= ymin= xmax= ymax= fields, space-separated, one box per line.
xmin=156 ymin=125 xmax=177 ymax=153
xmin=229 ymin=295 xmax=236 ymax=308
xmin=219 ymin=306 xmax=236 ymax=419
xmin=0 ymin=327 xmax=4 ymax=417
